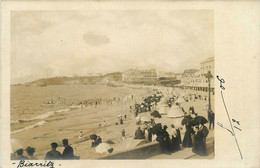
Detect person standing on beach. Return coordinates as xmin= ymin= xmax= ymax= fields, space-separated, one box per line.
xmin=134 ymin=126 xmax=144 ymax=139
xmin=45 ymin=142 xmax=62 ymax=160
xmin=121 ymin=128 xmax=126 ymax=141
xmin=103 ymin=120 xmax=106 ymax=127
xmin=120 ymin=118 xmax=124 ymax=124
xmin=62 ymin=139 xmax=74 ymax=160
xmin=79 ymin=131 xmax=83 ymax=139
xmin=144 ymin=128 xmax=149 ymax=143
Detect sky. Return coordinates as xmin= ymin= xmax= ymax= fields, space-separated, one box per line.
xmin=11 ymin=10 xmax=213 ymax=84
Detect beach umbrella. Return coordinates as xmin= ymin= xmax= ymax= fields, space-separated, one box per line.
xmin=135 ymin=116 xmax=141 ymax=120
xmin=150 ymin=110 xmax=161 ymax=118
xmin=140 ymin=116 xmax=150 ymax=123
xmin=167 ymin=105 xmax=184 ymax=118
xmin=95 ymin=143 xmax=113 ymax=154
xmin=90 ymin=134 xmax=98 ymax=140
xmin=181 ymin=115 xmax=193 ymax=125
xmin=192 ymin=116 xmax=208 ymax=125
xmin=151 ymin=123 xmax=162 ymax=135
xmin=141 ymin=124 xmax=148 ymax=130
xmin=106 ymin=140 xmax=115 ymax=144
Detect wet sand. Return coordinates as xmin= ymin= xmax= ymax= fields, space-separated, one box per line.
xmin=11 ymin=85 xmax=214 ymax=159
xmin=11 ymin=85 xmax=152 ymax=159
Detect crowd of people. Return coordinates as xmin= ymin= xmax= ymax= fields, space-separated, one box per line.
xmin=132 ymin=114 xmax=211 ymax=156
xmin=133 ymin=92 xmax=163 ymax=117
xmin=11 ymin=139 xmax=77 ymax=160
xmin=13 ymin=87 xmax=214 ymax=160
xmin=131 ymin=89 xmax=214 ymax=156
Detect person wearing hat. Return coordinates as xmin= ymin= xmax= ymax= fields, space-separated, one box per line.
xmin=208 ymin=110 xmax=215 ymax=129
xmin=26 ymin=146 xmax=37 ymax=160
xmin=62 ymin=139 xmax=74 ymax=160
xmin=45 ymin=142 xmax=62 ymax=160
xmin=170 ymin=125 xmax=181 ymax=152
xmin=156 ymin=125 xmax=171 ymax=154
xmin=134 ymin=126 xmax=144 ymax=139
xmin=121 ymin=128 xmax=126 ymax=141
xmin=192 ymin=124 xmax=208 ymax=156
xmin=182 ymin=122 xmax=194 ymax=148
xmin=14 ymin=148 xmax=29 ymax=160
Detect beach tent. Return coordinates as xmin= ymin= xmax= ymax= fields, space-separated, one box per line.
xmin=157 ymin=104 xmax=169 ymax=115
xmin=167 ymin=105 xmax=184 ymax=118
xmin=135 ymin=116 xmax=141 ymax=120
xmin=159 ymin=97 xmax=168 ymax=105
xmin=140 ymin=116 xmax=150 ymax=123
xmin=172 ymin=117 xmax=183 ymax=129
xmin=176 ymin=97 xmax=185 ymax=104
xmin=95 ymin=143 xmax=113 ymax=154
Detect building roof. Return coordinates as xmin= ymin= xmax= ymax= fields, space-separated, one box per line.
xmin=183 ymin=69 xmax=199 ymax=74
xmin=200 ymin=57 xmax=214 ymax=64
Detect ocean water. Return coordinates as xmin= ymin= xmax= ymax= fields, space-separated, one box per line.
xmin=11 ymin=85 xmax=135 ymax=132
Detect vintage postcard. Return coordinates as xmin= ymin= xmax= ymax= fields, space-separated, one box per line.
xmin=1 ymin=1 xmax=259 ymax=168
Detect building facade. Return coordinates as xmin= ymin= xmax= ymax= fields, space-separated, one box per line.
xmin=122 ymin=68 xmax=157 ymax=83
xmin=200 ymin=57 xmax=214 ymax=75
xmin=175 ymin=57 xmax=215 ymax=93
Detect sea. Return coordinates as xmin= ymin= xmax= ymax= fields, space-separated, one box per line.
xmin=11 ymin=85 xmax=137 ymax=133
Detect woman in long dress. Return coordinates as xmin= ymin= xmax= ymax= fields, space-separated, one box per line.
xmin=176 ymin=128 xmax=182 ymax=144
xmin=170 ymin=126 xmax=181 ymax=152
xmin=192 ymin=124 xmax=208 ymax=156
xmin=182 ymin=123 xmax=194 ymax=147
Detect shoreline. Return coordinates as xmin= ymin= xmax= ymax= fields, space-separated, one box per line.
xmin=11 ymin=84 xmax=215 ymax=159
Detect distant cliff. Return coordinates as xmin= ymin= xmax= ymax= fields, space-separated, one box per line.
xmin=23 ymin=72 xmax=122 ymax=86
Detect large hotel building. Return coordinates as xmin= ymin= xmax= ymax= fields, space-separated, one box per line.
xmin=122 ymin=68 xmax=157 ymax=83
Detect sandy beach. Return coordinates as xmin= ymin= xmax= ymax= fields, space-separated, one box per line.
xmin=11 ymin=84 xmax=214 ymax=159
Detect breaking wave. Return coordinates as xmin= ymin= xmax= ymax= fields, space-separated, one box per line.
xmin=11 ymin=108 xmax=71 ymax=124
xmin=11 ymin=120 xmax=47 ymax=134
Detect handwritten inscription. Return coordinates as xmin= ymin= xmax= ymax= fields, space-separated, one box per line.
xmin=216 ymin=75 xmax=243 ymax=159
xmin=13 ymin=160 xmax=56 ymax=168
xmin=217 ymin=122 xmax=234 ymax=136
xmin=232 ymin=118 xmax=240 ymax=125
xmin=216 ymin=75 xmax=225 ymax=90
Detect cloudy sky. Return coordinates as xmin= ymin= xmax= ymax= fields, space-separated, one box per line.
xmin=11 ymin=10 xmax=213 ymax=84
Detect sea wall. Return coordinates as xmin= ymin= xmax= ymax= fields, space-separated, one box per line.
xmin=100 ymin=142 xmax=161 ymax=159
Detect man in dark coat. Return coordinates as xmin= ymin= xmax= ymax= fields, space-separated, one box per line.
xmin=45 ymin=142 xmax=62 ymax=160
xmin=62 ymin=139 xmax=74 ymax=160
xmin=208 ymin=110 xmax=215 ymax=129
xmin=191 ymin=106 xmax=195 ymax=114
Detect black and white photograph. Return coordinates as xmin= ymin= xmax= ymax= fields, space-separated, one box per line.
xmin=10 ymin=10 xmax=215 ymax=160
xmin=1 ymin=1 xmax=259 ymax=168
